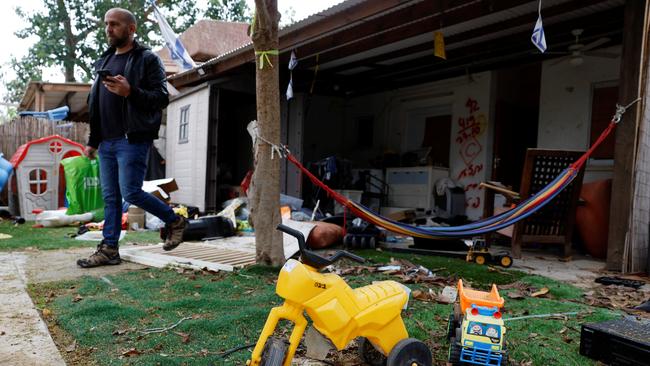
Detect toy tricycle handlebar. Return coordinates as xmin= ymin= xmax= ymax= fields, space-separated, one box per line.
xmin=277 ymin=224 xmax=365 ymax=268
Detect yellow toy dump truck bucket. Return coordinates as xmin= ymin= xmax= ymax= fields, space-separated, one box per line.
xmin=457 ymin=279 xmax=504 ymax=313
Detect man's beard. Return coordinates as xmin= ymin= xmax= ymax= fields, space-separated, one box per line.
xmin=109 ymin=34 xmax=130 ymax=48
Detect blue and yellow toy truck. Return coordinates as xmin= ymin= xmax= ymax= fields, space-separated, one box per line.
xmin=448 ymin=280 xmax=508 ymax=366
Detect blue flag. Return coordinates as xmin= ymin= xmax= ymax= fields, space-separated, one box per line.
xmin=531 ymin=0 xmax=547 ymax=53
xmin=150 ymin=1 xmax=196 ymax=71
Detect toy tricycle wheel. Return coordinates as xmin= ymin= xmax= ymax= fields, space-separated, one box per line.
xmin=358 ymin=337 xmax=386 ymax=366
xmin=260 ymin=337 xmax=288 ymax=366
xmin=386 ymin=338 xmax=431 ymax=366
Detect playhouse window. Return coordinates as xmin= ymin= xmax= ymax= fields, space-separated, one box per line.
xmin=28 ymin=169 xmax=47 ymax=195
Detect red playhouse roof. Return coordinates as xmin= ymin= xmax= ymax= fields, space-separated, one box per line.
xmin=9 ymin=135 xmax=85 ymax=168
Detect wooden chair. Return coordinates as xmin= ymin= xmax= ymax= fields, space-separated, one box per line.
xmin=482 ymin=149 xmax=586 ymax=258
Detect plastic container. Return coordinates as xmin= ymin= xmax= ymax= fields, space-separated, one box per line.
xmin=0 ymin=153 xmax=12 ymax=193
xmin=127 ymin=206 xmax=145 ymax=230
xmin=35 ymin=210 xmax=93 ymax=227
xmin=333 ymin=190 xmax=363 ymax=214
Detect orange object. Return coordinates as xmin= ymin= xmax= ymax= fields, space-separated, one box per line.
xmin=575 ymin=179 xmax=611 ymax=259
xmin=457 ymin=279 xmax=504 ymax=313
xmin=280 ymin=206 xmax=291 ymax=220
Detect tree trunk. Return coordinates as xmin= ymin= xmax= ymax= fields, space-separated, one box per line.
xmin=249 ymin=0 xmax=284 ymax=266
xmin=57 ymin=0 xmax=76 ymax=82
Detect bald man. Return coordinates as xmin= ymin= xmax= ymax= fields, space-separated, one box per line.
xmin=78 ymin=8 xmax=186 ymax=268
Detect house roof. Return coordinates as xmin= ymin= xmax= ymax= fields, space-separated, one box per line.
xmin=18 ymin=82 xmax=91 ymax=122
xmin=156 ymin=19 xmax=250 ymax=75
xmin=9 ymin=135 xmax=84 ymax=168
xmin=168 ymin=0 xmax=624 ymax=95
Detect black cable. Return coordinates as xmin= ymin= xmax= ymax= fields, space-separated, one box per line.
xmin=218 ymin=342 xmax=256 ymax=358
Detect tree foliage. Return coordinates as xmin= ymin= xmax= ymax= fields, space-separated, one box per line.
xmin=205 ymin=0 xmax=251 ymax=22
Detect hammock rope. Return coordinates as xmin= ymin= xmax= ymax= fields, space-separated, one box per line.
xmin=260 ymin=100 xmax=640 ymax=239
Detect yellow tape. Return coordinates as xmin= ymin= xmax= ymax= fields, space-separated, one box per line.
xmin=255 ymin=49 xmax=279 ymax=69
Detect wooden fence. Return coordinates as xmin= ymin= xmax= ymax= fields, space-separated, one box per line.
xmin=0 ymin=116 xmax=89 ymax=160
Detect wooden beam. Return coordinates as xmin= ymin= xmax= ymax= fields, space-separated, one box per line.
xmin=41 ymin=84 xmax=90 ymax=93
xmin=324 ymin=0 xmax=615 ymax=74
xmin=297 ymin=0 xmax=533 ymax=70
xmin=607 ymin=0 xmax=650 ymax=271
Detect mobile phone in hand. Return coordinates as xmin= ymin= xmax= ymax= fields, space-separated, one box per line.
xmin=96 ymin=69 xmax=113 ymax=79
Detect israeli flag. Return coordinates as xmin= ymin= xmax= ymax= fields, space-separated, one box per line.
xmin=150 ymin=1 xmax=196 ymax=71
xmin=531 ymin=1 xmax=547 ymax=53
xmin=286 ymin=51 xmax=297 ymax=100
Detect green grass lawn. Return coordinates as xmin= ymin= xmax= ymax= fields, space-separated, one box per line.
xmin=0 ymin=220 xmax=161 ymax=251
xmin=28 ymin=250 xmax=620 ymax=366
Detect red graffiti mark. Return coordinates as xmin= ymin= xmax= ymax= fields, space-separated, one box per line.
xmin=457 ymin=163 xmax=483 ymax=180
xmin=464 ymin=183 xmax=483 ymax=192
xmin=466 ymin=98 xmax=480 ymax=114
xmin=465 ymin=197 xmax=481 ymax=208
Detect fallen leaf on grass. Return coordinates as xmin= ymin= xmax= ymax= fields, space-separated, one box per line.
xmin=65 ymin=340 xmax=76 ymax=353
xmin=121 ymin=348 xmax=141 ymax=357
xmin=174 ymin=331 xmax=191 ymax=344
xmin=529 ymin=333 xmax=539 ymax=338
xmin=72 ymin=295 xmax=83 ymax=302
xmin=559 ymin=327 xmax=568 ymax=335
xmin=42 ymin=308 xmax=52 ymax=317
xmin=508 ymin=291 xmax=526 ymax=299
xmin=112 ymin=329 xmax=129 ymax=336
xmin=531 ymin=287 xmax=549 ymax=298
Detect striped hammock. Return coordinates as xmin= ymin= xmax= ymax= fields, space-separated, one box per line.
xmin=284 ymin=115 xmax=620 ymax=240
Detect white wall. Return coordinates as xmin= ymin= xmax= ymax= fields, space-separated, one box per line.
xmin=166 ymin=86 xmax=210 ymax=210
xmin=538 ymin=46 xmax=621 ymax=182
xmin=319 ymin=72 xmax=494 ymax=220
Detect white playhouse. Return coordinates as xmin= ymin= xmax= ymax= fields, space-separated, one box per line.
xmin=9 ymin=135 xmax=84 ymax=220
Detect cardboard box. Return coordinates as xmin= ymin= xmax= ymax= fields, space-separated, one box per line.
xmin=142 ymin=178 xmax=178 ymax=201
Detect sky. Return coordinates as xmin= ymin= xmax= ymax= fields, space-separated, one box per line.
xmin=0 ymin=0 xmax=344 ymax=107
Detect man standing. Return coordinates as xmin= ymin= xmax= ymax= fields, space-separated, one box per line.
xmin=78 ymin=8 xmax=186 ymax=268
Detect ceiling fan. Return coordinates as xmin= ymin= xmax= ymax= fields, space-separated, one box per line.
xmin=548 ymin=29 xmax=619 ymax=66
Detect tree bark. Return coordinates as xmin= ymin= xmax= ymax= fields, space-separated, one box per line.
xmin=57 ymin=0 xmax=76 ymax=82
xmin=249 ymin=0 xmax=284 ymax=266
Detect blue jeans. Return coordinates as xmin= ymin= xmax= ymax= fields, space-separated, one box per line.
xmin=98 ymin=137 xmax=177 ymax=247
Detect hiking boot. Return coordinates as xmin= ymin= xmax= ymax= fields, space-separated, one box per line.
xmin=77 ymin=242 xmax=121 ymax=268
xmin=163 ymin=216 xmax=187 ymax=251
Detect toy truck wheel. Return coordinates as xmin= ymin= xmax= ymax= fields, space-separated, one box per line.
xmin=447 ymin=338 xmax=461 ymax=365
xmin=260 ymin=337 xmax=288 ymax=366
xmin=386 ymin=338 xmax=432 ymax=366
xmin=446 ymin=314 xmax=456 ymax=339
xmin=358 ymin=337 xmax=386 ymax=366
xmin=474 ymin=254 xmax=487 ymax=265
xmin=499 ymin=255 xmax=513 ymax=268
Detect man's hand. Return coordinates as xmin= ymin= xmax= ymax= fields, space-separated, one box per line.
xmin=84 ymin=146 xmax=97 ymax=160
xmin=103 ymin=75 xmax=131 ymax=97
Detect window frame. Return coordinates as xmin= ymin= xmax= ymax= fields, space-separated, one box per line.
xmin=178 ymin=105 xmax=190 ymax=144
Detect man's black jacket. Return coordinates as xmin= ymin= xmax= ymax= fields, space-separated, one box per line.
xmin=87 ymin=40 xmax=169 ymax=148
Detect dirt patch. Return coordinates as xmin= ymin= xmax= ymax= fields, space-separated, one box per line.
xmin=22 ymin=246 xmax=146 ymax=284
xmin=29 ymin=284 xmax=98 ymax=366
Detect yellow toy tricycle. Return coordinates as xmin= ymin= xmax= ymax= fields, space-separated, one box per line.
xmin=247 ymin=224 xmax=432 ymax=366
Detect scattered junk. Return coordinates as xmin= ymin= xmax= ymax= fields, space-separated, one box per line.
xmin=8 ymin=135 xmax=84 ymax=220
xmin=580 ymin=317 xmax=650 ymax=366
xmin=595 ymin=276 xmax=646 ymax=289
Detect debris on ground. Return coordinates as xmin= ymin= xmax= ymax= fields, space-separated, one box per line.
xmin=583 ymin=285 xmax=650 ymax=317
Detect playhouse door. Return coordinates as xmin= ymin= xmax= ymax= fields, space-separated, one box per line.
xmin=22 ymin=166 xmax=55 ymax=218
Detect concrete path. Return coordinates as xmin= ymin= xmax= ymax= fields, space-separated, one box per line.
xmin=0 ymin=252 xmax=66 ymax=366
